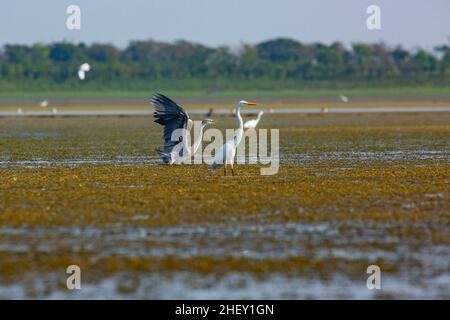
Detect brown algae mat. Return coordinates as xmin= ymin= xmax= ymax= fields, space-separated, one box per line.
xmin=0 ymin=112 xmax=449 ymax=298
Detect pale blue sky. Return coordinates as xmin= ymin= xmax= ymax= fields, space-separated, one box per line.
xmin=1 ymin=0 xmax=449 ymax=50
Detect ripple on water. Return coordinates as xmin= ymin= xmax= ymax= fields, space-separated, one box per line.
xmin=1 ymin=149 xmax=449 ymax=168
xmin=0 ymin=272 xmax=449 ymax=299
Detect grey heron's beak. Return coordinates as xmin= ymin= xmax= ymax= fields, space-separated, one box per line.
xmin=202 ymin=118 xmax=215 ymax=126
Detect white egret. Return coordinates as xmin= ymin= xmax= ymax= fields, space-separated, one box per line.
xmin=244 ymin=111 xmax=264 ymax=129
xmin=339 ymin=94 xmax=349 ymax=103
xmin=78 ymin=62 xmax=91 ymax=80
xmin=212 ymin=100 xmax=257 ymax=175
xmin=151 ymin=93 xmax=214 ymax=164
xmin=78 ymin=70 xmax=86 ymax=80
xmin=80 ymin=63 xmax=90 ymax=71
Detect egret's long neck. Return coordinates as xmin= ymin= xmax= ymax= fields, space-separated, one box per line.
xmin=234 ymin=106 xmax=244 ymax=146
xmin=191 ymin=124 xmax=206 ymax=154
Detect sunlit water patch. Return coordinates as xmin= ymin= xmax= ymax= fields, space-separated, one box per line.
xmin=281 ymin=150 xmax=450 ymax=164
xmin=1 ymin=271 xmax=449 ymax=299
xmin=1 ymin=149 xmax=449 ymax=168
xmin=0 ymin=157 xmax=161 ymax=168
xmin=1 ymin=220 xmax=448 ymax=270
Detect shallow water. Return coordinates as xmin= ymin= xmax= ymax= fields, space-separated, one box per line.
xmin=1 ymin=219 xmax=449 ymax=299
xmin=1 ymin=113 xmax=449 ymax=299
xmin=1 ymin=271 xmax=449 ymax=299
xmin=0 ymin=157 xmax=160 ymax=168
xmin=1 ymin=220 xmax=448 ymax=294
xmin=1 ymin=106 xmax=450 ymax=117
xmin=2 ymin=220 xmax=448 ymax=261
xmin=1 ymin=149 xmax=449 ymax=169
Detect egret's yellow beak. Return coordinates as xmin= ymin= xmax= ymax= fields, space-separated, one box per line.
xmin=245 ymin=102 xmax=257 ymax=106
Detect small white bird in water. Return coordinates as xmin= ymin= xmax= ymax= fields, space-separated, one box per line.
xmin=39 ymin=99 xmax=48 ymax=107
xmin=52 ymin=108 xmax=58 ymax=114
xmin=212 ymin=100 xmax=257 ymax=175
xmin=78 ymin=63 xmax=91 ymax=80
xmin=17 ymin=108 xmax=23 ymax=114
xmin=244 ymin=111 xmax=264 ymax=129
xmin=339 ymin=94 xmax=349 ymax=103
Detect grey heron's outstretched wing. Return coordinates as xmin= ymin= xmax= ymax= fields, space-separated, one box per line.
xmin=151 ymin=93 xmax=189 ymax=157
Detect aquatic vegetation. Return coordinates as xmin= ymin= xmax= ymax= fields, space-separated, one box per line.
xmin=0 ymin=112 xmax=449 ymax=298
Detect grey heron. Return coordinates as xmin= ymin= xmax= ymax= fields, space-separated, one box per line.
xmin=152 ymin=93 xmax=214 ymax=164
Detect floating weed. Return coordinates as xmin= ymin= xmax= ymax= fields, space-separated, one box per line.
xmin=0 ymin=113 xmax=449 ymax=296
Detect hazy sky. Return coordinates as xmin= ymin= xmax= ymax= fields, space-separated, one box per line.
xmin=1 ymin=0 xmax=449 ymax=50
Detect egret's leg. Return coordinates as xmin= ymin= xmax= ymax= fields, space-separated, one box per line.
xmin=224 ymin=165 xmax=227 ymax=176
xmin=231 ymin=165 xmax=235 ymax=176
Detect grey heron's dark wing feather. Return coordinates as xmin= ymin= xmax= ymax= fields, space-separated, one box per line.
xmin=152 ymin=93 xmax=189 ymax=125
xmin=151 ymin=93 xmax=189 ymax=154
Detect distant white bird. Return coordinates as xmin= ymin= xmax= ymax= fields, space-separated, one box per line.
xmin=17 ymin=108 xmax=23 ymax=114
xmin=80 ymin=63 xmax=90 ymax=72
xmin=244 ymin=111 xmax=264 ymax=129
xmin=78 ymin=70 xmax=86 ymax=80
xmin=78 ymin=63 xmax=91 ymax=80
xmin=39 ymin=99 xmax=48 ymax=107
xmin=52 ymin=108 xmax=58 ymax=114
xmin=212 ymin=100 xmax=256 ymax=175
xmin=339 ymin=94 xmax=349 ymax=103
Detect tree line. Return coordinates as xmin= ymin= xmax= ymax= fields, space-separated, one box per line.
xmin=1 ymin=38 xmax=449 ymax=90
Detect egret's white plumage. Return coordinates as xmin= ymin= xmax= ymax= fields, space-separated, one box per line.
xmin=80 ymin=63 xmax=91 ymax=72
xmin=212 ymin=100 xmax=257 ymax=175
xmin=244 ymin=111 xmax=264 ymax=129
xmin=78 ymin=63 xmax=91 ymax=80
xmin=339 ymin=94 xmax=349 ymax=103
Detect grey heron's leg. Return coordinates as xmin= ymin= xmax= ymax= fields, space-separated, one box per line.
xmin=231 ymin=164 xmax=235 ymax=176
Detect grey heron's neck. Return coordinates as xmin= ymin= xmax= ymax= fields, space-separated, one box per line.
xmin=191 ymin=123 xmax=208 ymax=154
